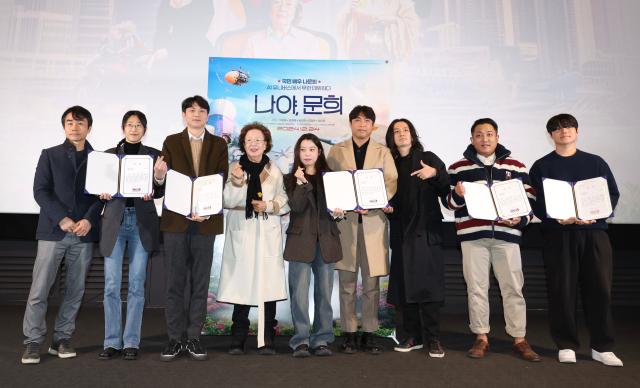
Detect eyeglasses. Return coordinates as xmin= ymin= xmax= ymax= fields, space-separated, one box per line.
xmin=245 ymin=139 xmax=265 ymax=145
xmin=125 ymin=123 xmax=144 ymax=130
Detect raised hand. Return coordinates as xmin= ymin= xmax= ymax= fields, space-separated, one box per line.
xmin=410 ymin=160 xmax=437 ymax=180
xmin=294 ymin=166 xmax=307 ymax=184
xmin=231 ymin=164 xmax=244 ymax=185
xmin=154 ymin=155 xmax=168 ymax=181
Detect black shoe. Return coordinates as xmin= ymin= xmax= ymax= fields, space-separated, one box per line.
xmin=98 ymin=347 xmax=121 ymax=360
xmin=160 ymin=339 xmax=183 ymax=362
xmin=428 ymin=340 xmax=445 ymax=358
xmin=312 ymin=345 xmax=333 ymax=357
xmin=21 ymin=342 xmax=40 ymax=365
xmin=186 ymin=338 xmax=208 ymax=361
xmin=394 ymin=338 xmax=423 ymax=353
xmin=123 ymin=347 xmax=138 ymax=360
xmin=257 ymin=345 xmax=276 ymax=356
xmin=228 ymin=336 xmax=246 ymax=355
xmin=340 ymin=332 xmax=358 ymax=354
xmin=360 ymin=332 xmax=383 ymax=355
xmin=292 ymin=344 xmax=311 ymax=358
xmin=48 ymin=339 xmax=76 ymax=359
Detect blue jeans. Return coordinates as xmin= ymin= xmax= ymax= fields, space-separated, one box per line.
xmin=23 ymin=233 xmax=93 ymax=345
xmin=288 ymin=245 xmax=335 ymax=349
xmin=103 ymin=208 xmax=149 ymax=349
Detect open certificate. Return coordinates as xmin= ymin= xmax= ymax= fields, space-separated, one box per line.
xmin=163 ymin=170 xmax=223 ymax=217
xmin=85 ymin=151 xmax=153 ymax=197
xmin=543 ymin=177 xmax=612 ymax=220
xmin=462 ymin=179 xmax=532 ymax=221
xmin=323 ymin=169 xmax=388 ymax=211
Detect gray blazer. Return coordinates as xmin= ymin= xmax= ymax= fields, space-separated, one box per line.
xmin=99 ymin=144 xmax=163 ymax=257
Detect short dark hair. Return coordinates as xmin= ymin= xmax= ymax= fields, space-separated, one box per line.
xmin=121 ymin=110 xmax=147 ymax=133
xmin=238 ymin=122 xmax=273 ymax=154
xmin=546 ymin=113 xmax=579 ymax=133
xmin=385 ymin=118 xmax=424 ymax=158
xmin=61 ymin=105 xmax=92 ymax=127
xmin=181 ymin=95 xmax=210 ymax=113
xmin=348 ymin=105 xmax=376 ymax=123
xmin=471 ymin=118 xmax=498 ymax=134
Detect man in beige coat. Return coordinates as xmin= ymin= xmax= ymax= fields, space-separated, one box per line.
xmin=327 ymin=105 xmax=398 ymax=354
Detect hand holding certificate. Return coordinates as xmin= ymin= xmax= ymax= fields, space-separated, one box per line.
xmin=543 ymin=177 xmax=612 ymax=221
xmin=323 ymin=169 xmax=389 ymax=211
xmin=85 ymin=151 xmax=153 ymax=197
xmin=163 ymin=170 xmax=223 ymax=217
xmin=462 ymin=179 xmax=531 ymax=221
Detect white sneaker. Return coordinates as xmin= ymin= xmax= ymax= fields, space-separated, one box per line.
xmin=592 ymin=349 xmax=623 ymax=367
xmin=558 ymin=349 xmax=576 ymax=363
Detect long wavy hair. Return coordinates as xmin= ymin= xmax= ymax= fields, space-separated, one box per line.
xmin=284 ymin=133 xmax=331 ymax=194
xmin=385 ymin=118 xmax=424 ymax=159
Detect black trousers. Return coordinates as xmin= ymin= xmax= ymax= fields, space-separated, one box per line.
xmin=542 ymin=229 xmax=615 ymax=351
xmin=395 ymin=301 xmax=441 ymax=343
xmin=163 ymin=231 xmax=215 ymax=341
xmin=231 ymin=302 xmax=277 ymax=346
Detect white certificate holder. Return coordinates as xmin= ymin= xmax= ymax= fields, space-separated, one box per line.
xmin=573 ymin=177 xmax=612 ymax=220
xmin=462 ymin=182 xmax=498 ymax=221
xmin=490 ymin=179 xmax=532 ymax=219
xmin=192 ymin=174 xmax=224 ymax=217
xmin=323 ymin=170 xmax=358 ymax=212
xmin=542 ymin=178 xmax=577 ymax=220
xmin=85 ymin=151 xmax=120 ymax=196
xmin=353 ymin=168 xmax=389 ymax=210
xmin=118 ymin=155 xmax=154 ymax=197
xmin=163 ymin=170 xmax=224 ymax=217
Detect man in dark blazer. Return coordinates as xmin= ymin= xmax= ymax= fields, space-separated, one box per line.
xmin=156 ymin=95 xmax=228 ymax=361
xmin=22 ymin=106 xmax=102 ymax=364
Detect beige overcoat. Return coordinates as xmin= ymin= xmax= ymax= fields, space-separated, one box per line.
xmin=326 ymin=139 xmax=398 ymax=277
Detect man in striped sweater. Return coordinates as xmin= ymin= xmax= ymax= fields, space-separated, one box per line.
xmin=444 ymin=118 xmax=540 ymax=362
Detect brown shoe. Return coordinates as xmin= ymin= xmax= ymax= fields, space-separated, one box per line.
xmin=467 ymin=338 xmax=489 ymax=358
xmin=513 ymin=340 xmax=541 ymax=362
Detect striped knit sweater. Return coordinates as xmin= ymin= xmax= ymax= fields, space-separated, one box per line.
xmin=444 ymin=144 xmax=534 ymax=244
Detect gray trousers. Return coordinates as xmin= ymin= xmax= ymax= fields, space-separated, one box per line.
xmin=338 ymin=224 xmax=380 ymax=333
xmin=23 ymin=234 xmax=93 ymax=345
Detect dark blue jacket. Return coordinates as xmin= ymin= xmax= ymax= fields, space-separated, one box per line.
xmin=33 ymin=139 xmax=102 ymax=242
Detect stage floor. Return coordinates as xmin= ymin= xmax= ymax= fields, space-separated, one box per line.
xmin=1 ymin=305 xmax=637 ymax=388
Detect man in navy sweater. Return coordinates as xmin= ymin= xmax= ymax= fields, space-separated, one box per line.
xmin=21 ymin=106 xmax=102 ymax=364
xmin=529 ymin=113 xmax=622 ymax=367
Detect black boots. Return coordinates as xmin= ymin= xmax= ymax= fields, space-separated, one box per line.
xmin=340 ymin=332 xmax=358 ymax=354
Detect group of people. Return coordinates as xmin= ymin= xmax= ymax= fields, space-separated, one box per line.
xmin=21 ymin=96 xmax=623 ymax=369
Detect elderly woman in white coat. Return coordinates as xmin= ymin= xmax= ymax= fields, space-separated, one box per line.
xmin=217 ymin=122 xmax=289 ymax=355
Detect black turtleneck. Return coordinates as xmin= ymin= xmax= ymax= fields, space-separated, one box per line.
xmin=123 ymin=141 xmax=142 ymax=207
xmin=123 ymin=141 xmax=141 ymax=155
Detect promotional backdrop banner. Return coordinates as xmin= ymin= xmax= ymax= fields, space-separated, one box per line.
xmin=205 ymin=57 xmax=395 ymax=336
